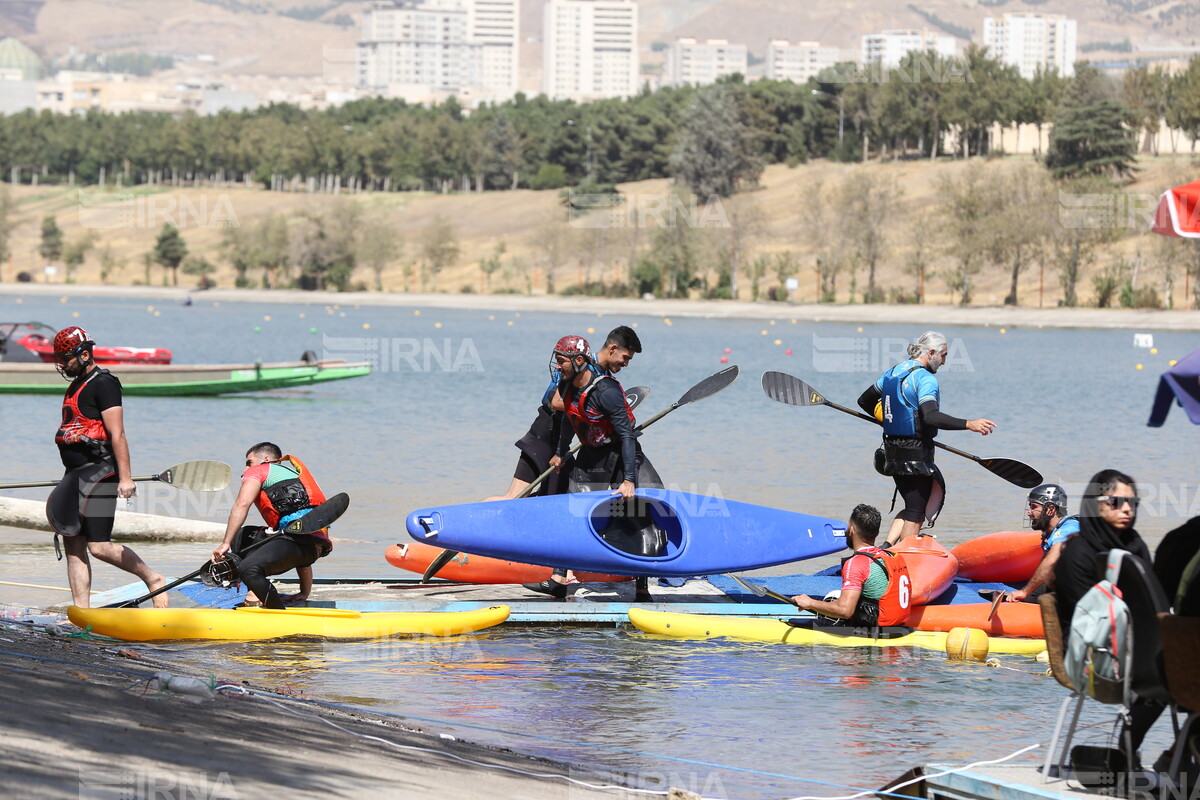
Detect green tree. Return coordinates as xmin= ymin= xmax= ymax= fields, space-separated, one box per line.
xmin=1046 ymin=65 xmax=1137 ymax=180
xmin=835 ymin=172 xmax=899 ymax=303
xmin=62 ymin=232 xmax=97 ymax=283
xmin=1166 ymin=56 xmax=1200 ymax=153
xmin=153 ymin=223 xmax=188 ymax=287
xmin=0 ymin=187 xmax=15 ymax=274
xmin=39 ymin=215 xmax=63 ymax=263
xmin=670 ymin=83 xmax=765 ymax=200
xmin=1122 ymin=65 xmax=1169 ymax=155
xmin=939 ymin=165 xmax=990 ymax=305
xmin=358 ymin=215 xmax=402 ymax=291
xmin=478 ymin=241 xmax=505 ymax=292
xmin=182 ymin=254 xmax=216 ymax=289
xmin=419 ymin=215 xmax=460 ymax=292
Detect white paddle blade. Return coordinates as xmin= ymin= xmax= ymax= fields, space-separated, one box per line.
xmin=157 ymin=460 xmax=232 ymax=492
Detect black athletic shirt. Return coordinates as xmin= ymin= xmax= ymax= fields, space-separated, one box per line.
xmin=58 ymin=371 xmax=123 ymax=469
xmin=557 ymin=376 xmax=639 ymax=484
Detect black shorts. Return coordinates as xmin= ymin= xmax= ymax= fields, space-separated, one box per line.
xmin=892 ymin=469 xmax=946 ymax=525
xmin=46 ymin=460 xmax=119 ymax=543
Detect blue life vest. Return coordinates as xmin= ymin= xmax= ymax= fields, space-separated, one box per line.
xmin=881 ymin=363 xmax=929 ymax=439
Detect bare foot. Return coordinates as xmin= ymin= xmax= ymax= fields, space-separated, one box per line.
xmin=146 ymin=574 xmax=169 ymax=608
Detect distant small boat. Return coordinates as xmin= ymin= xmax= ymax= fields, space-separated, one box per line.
xmin=1 ymin=321 xmax=172 ymax=365
xmin=0 ymin=355 xmax=371 ymax=396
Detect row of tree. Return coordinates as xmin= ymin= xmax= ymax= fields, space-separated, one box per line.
xmin=1 ymin=50 xmax=1198 ymax=193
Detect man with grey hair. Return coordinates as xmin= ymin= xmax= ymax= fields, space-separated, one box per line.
xmin=858 ymin=331 xmax=995 ymax=545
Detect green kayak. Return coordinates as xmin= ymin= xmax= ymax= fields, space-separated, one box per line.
xmin=0 ymin=359 xmax=371 ymax=396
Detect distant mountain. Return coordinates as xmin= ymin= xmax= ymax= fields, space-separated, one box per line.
xmin=10 ymin=0 xmax=1197 ymax=83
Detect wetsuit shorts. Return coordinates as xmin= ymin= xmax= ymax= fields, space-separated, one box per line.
xmin=894 ymin=474 xmax=934 ymax=524
xmin=232 ymin=526 xmax=321 ymax=610
xmin=45 ymin=459 xmax=119 ymax=543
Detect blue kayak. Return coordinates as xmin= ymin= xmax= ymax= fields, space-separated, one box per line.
xmin=405 ymin=489 xmax=847 ymax=577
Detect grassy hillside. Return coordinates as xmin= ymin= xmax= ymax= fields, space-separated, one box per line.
xmin=2 ymin=155 xmax=1192 ymax=308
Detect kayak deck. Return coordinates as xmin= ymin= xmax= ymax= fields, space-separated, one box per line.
xmin=68 ymin=604 xmax=510 ymax=642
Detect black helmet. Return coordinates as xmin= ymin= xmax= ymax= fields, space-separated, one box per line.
xmin=1028 ymin=483 xmax=1068 ymax=515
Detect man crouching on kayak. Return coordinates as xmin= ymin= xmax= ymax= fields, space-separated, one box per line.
xmin=789 ymin=505 xmax=912 ymax=629
xmin=211 ymin=442 xmax=333 ymax=608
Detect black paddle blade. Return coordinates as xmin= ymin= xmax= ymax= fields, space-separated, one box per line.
xmin=978 ymin=457 xmax=1043 ymax=489
xmin=727 ymin=574 xmax=796 ymax=606
xmin=284 ymin=492 xmax=350 ymax=534
xmin=422 ymin=549 xmax=458 ymax=582
xmin=761 ymin=371 xmax=826 ymax=407
xmin=677 ymin=365 xmax=739 ymax=406
xmin=624 ymin=385 xmax=650 ymax=411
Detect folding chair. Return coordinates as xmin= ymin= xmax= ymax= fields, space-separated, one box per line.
xmin=1158 ymin=613 xmax=1200 ymax=787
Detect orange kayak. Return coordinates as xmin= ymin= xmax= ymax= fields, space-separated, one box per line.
xmin=385 ymin=541 xmax=632 ymax=584
xmin=908 ymin=601 xmax=1043 ymax=638
xmin=951 ymin=531 xmax=1043 ymax=583
xmin=893 ymin=535 xmax=958 ymax=606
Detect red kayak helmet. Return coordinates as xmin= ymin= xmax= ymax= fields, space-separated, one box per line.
xmin=53 ymin=326 xmax=94 ymax=359
xmin=549 ymin=335 xmax=591 ymax=375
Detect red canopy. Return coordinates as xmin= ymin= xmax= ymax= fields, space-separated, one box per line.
xmin=1153 ymin=179 xmax=1200 ymax=238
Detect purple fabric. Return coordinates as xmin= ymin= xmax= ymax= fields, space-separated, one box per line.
xmin=1148 ymin=346 xmax=1200 ymax=426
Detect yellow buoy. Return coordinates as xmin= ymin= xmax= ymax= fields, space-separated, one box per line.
xmin=857 ymin=327 xmax=863 ymax=333
xmin=774 ymin=339 xmax=782 ymax=345
xmin=435 ymin=322 xmax=443 ymax=328
xmin=362 ymin=323 xmax=370 ymax=330
xmin=1170 ymin=360 xmax=1178 ymax=367
xmin=1136 ymin=364 xmax=1144 ymax=371
xmin=946 ymin=627 xmax=989 ymax=662
xmin=587 ymin=327 xmax=595 ymax=334
xmin=761 ymin=330 xmax=768 ymax=335
xmin=414 ymin=310 xmax=421 ymax=316
xmin=1150 ymin=348 xmax=1158 ymax=355
xmin=1000 ymin=328 xmax=1006 ymax=334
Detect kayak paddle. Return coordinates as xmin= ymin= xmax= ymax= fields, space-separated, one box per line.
xmin=422 ymin=383 xmax=654 ymax=582
xmin=761 ymin=371 xmax=1043 ymax=489
xmin=424 ymin=368 xmax=740 ymax=580
xmin=110 ymin=493 xmax=350 ymax=608
xmin=0 ymin=459 xmax=233 ymax=491
xmin=726 ymin=574 xmax=799 ymax=606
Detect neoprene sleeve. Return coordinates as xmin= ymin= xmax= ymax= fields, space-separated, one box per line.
xmin=919 ymin=400 xmax=968 ymax=431
xmin=857 ymin=385 xmax=882 ymax=415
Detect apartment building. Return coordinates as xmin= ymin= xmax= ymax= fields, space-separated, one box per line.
xmin=861 ymin=29 xmax=956 ymax=68
xmin=982 ymin=12 xmax=1077 ymax=78
xmin=544 ymin=0 xmax=638 ymax=101
xmin=664 ymin=37 xmax=747 ymax=86
xmin=357 ymin=0 xmax=519 ymax=102
xmin=765 ymin=40 xmax=841 ymax=82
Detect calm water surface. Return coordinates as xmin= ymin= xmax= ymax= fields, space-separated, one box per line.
xmin=0 ymin=294 xmax=1192 ymax=797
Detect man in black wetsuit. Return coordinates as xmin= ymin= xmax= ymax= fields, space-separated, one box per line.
xmin=489 ymin=326 xmax=643 ymax=501
xmin=523 ymin=334 xmax=663 ymax=602
xmin=45 ymin=326 xmax=168 ymax=608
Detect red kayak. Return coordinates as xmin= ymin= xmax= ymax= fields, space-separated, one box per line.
xmin=893 ymin=534 xmax=958 ymax=607
xmin=4 ymin=322 xmax=172 ymax=365
xmin=951 ymin=531 xmax=1042 ymax=583
xmin=907 ymin=601 xmax=1043 ymax=638
xmin=385 ymin=541 xmax=632 ymax=584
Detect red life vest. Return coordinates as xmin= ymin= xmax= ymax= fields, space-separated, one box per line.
xmin=563 ymin=374 xmax=634 ymax=448
xmin=55 ymin=369 xmax=113 ymax=456
xmin=844 ymin=546 xmax=913 ymax=626
xmin=254 ymin=455 xmax=330 ymax=547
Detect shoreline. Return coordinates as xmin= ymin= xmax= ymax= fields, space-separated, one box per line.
xmin=0 ymin=612 xmax=638 ymax=800
xmin=5 ymin=283 xmax=1200 ymax=331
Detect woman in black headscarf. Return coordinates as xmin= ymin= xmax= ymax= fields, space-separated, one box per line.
xmin=1053 ymin=468 xmax=1162 ymax=769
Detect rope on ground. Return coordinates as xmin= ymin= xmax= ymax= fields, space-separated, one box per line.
xmin=783 ymin=742 xmax=1044 ymax=800
xmin=214 ymin=683 xmax=674 ymax=797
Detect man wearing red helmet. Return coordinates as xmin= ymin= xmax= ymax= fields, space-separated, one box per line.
xmin=45 ymin=326 xmax=167 ymax=608
xmin=524 ymin=334 xmax=663 ymax=601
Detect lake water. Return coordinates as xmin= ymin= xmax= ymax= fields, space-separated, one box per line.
xmin=1 ymin=292 xmax=1193 ymax=798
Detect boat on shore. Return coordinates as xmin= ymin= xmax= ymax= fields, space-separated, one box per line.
xmin=1 ymin=321 xmax=173 ymax=365
xmin=0 ymin=356 xmax=371 ymax=396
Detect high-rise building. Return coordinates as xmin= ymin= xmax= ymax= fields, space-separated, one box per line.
xmin=544 ymin=0 xmax=638 ymax=101
xmin=765 ymin=40 xmax=840 ymax=83
xmin=983 ymin=13 xmax=1077 ymax=79
xmin=861 ymin=29 xmax=956 ymax=68
xmin=357 ymin=0 xmax=519 ymax=102
xmin=664 ymin=38 xmax=747 ymax=87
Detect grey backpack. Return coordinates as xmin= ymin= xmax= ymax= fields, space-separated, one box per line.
xmin=1064 ymin=549 xmax=1133 ymax=705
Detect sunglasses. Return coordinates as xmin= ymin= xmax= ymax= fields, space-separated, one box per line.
xmin=1097 ymin=495 xmax=1140 ymax=511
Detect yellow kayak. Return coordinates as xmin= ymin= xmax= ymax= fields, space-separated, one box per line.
xmin=628 ymin=608 xmax=1047 ymax=656
xmin=68 ymin=605 xmax=510 ymax=642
